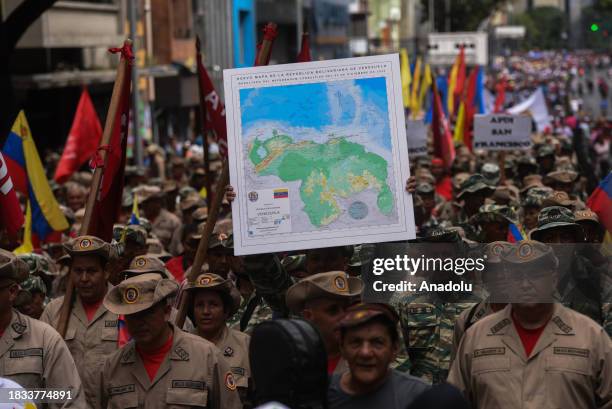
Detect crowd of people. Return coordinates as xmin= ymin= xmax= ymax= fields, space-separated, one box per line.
xmin=0 ymin=50 xmax=611 ymax=409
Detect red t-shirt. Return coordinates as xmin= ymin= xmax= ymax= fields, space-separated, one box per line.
xmin=165 ymin=256 xmax=185 ymax=283
xmin=136 ymin=334 xmax=174 ymax=381
xmin=82 ymin=299 xmax=103 ymax=322
xmin=436 ymin=176 xmax=453 ymax=201
xmin=327 ymin=355 xmax=341 ymax=375
xmin=512 ymin=314 xmax=548 ymax=357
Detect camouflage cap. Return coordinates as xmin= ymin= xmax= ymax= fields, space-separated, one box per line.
xmin=180 ymin=194 xmax=201 ymax=211
xmin=546 ymin=170 xmax=578 ymax=184
xmin=526 ymin=186 xmax=554 ymax=201
xmin=183 ymin=273 xmax=241 ymax=316
xmin=520 ymin=175 xmax=544 ymax=193
xmin=336 ymin=303 xmax=399 ymax=330
xmin=500 ymin=240 xmax=558 ymax=267
xmin=281 ymin=254 xmax=306 ymax=273
xmin=113 ymin=224 xmax=126 ymax=242
xmin=20 ymin=275 xmax=47 ymax=294
xmin=536 ymin=145 xmax=555 ymax=158
xmin=529 ymin=206 xmax=583 ymax=241
xmin=457 ymin=174 xmax=495 ymax=199
xmin=178 ymin=186 xmax=197 ymax=200
xmin=138 ymin=218 xmax=153 ymax=235
xmin=452 ymin=172 xmax=471 ymax=190
xmin=17 ymin=253 xmax=52 ymax=276
xmin=0 ymin=249 xmax=29 ymax=284
xmin=416 ymin=182 xmax=435 ymax=195
xmin=63 ymin=236 xmax=111 ymax=261
xmin=522 ymin=195 xmax=542 ymax=208
xmin=541 ymin=191 xmax=576 ymax=209
xmin=103 ymin=273 xmax=179 ymax=315
xmin=517 ymin=156 xmax=538 ymax=168
xmin=473 ymin=204 xmax=518 ymax=224
xmin=422 ymin=227 xmax=463 ymax=243
xmin=124 ymin=225 xmax=147 ymax=246
xmin=481 ymin=163 xmax=500 ymax=185
xmin=286 ymin=271 xmax=363 ymax=313
xmin=123 ymin=255 xmax=172 ymax=279
xmin=574 ymin=209 xmax=600 ymax=224
xmin=192 ymin=207 xmax=208 ymax=223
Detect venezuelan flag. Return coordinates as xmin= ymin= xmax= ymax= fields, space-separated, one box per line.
xmin=129 ymin=193 xmax=141 ymax=225
xmin=507 ymin=223 xmax=525 ymax=243
xmin=587 ymin=172 xmax=612 ymax=234
xmin=118 ymin=314 xmax=131 ymax=347
xmin=2 ymin=111 xmax=68 ymax=240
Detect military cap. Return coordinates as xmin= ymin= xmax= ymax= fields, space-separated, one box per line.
xmin=491 ymin=186 xmax=519 ymax=206
xmin=541 ymin=191 xmax=576 ymax=209
xmin=0 ymin=249 xmax=29 ymax=284
xmin=536 ymin=145 xmax=555 ymax=158
xmin=546 ymin=170 xmax=578 ymax=184
xmin=122 ymin=254 xmax=172 ymax=280
xmin=574 ymin=209 xmax=600 ymax=224
xmin=146 ymin=239 xmax=172 ymax=261
xmin=64 ymin=235 xmax=111 ymax=260
xmin=180 ymin=194 xmax=201 ymax=211
xmin=281 ymin=254 xmax=306 ymax=273
xmin=138 ymin=217 xmax=153 ymax=235
xmin=18 ymin=253 xmax=53 ymax=276
xmin=522 ymin=195 xmax=542 ymax=208
xmin=183 ymin=273 xmax=241 ymax=316
xmin=526 ymin=186 xmax=554 ymax=200
xmin=113 ymin=224 xmax=126 ymax=241
xmin=457 ymin=174 xmax=495 ymax=199
xmin=473 ymin=204 xmax=518 ymax=224
xmin=192 ymin=207 xmax=208 ymax=223
xmin=162 ymin=180 xmax=179 ymax=194
xmin=336 ymin=303 xmax=399 ymax=330
xmin=178 ymin=186 xmax=198 ymax=200
xmin=422 ymin=227 xmax=462 ymax=243
xmin=452 ymin=172 xmax=470 ymax=190
xmin=483 ymin=241 xmax=511 ymax=264
xmin=517 ymin=156 xmax=538 ymax=168
xmin=416 ymin=182 xmax=435 ymax=195
xmin=481 ymin=163 xmax=500 ymax=185
xmin=193 ymin=167 xmax=206 ymax=176
xmin=414 ymin=168 xmax=435 ymax=184
xmin=124 ymin=224 xmax=147 ymax=245
xmin=520 ymin=175 xmax=544 ymax=193
xmin=122 ymin=190 xmax=134 ymax=208
xmin=103 ymin=273 xmax=179 ymax=315
xmin=286 ymin=271 xmax=363 ymax=313
xmin=20 ymin=275 xmax=48 ymax=295
xmin=500 ymin=240 xmax=558 ymax=267
xmin=529 ymin=206 xmax=583 ymax=241
xmin=554 ymin=157 xmax=574 ymax=171
xmin=134 ymin=185 xmax=164 ymax=203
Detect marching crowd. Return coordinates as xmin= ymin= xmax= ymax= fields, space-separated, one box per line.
xmin=0 ymin=50 xmax=611 ymax=409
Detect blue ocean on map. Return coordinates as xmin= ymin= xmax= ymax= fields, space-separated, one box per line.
xmin=239 ymin=77 xmax=391 ymax=151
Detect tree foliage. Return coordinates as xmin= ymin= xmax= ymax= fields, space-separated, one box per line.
xmin=421 ymin=0 xmax=507 ymax=32
xmin=512 ymin=6 xmax=566 ymax=49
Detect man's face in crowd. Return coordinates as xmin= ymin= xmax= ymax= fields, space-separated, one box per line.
xmin=523 ymin=207 xmax=540 ymax=231
xmin=341 ymin=321 xmax=397 ymax=387
xmin=303 ymin=297 xmax=349 ymax=352
xmin=192 ymin=290 xmax=227 ymax=336
xmin=419 ymin=193 xmax=435 ymax=215
xmin=208 ymin=248 xmax=230 ymax=278
xmin=125 ymin=302 xmax=171 ymax=346
xmin=431 ymin=163 xmax=444 ymax=181
xmin=184 ymin=236 xmax=199 ymax=262
xmin=463 ymin=191 xmax=487 ymax=213
xmin=67 ymin=189 xmax=86 ymax=212
xmin=538 ymin=226 xmax=579 ymax=244
xmin=28 ymin=292 xmax=46 ymax=319
xmin=539 ymin=156 xmax=555 ymax=173
xmin=482 ymin=221 xmax=509 ymax=242
xmin=554 ymin=181 xmax=573 ymax=195
xmin=71 ymin=255 xmax=109 ymax=303
xmin=579 ymin=222 xmax=604 ymax=243
xmin=141 ymin=199 xmax=162 ymax=220
xmin=511 ymin=265 xmax=557 ymax=306
xmin=306 ymin=248 xmax=348 ymax=276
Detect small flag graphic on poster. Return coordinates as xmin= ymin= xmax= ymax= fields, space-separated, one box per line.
xmin=274 ymin=188 xmax=289 ymax=199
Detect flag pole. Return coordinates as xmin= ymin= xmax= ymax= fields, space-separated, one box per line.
xmin=56 ymin=40 xmax=133 ymax=338
xmin=195 ymin=36 xmax=212 ymax=207
xmin=174 ymin=24 xmax=277 ymax=329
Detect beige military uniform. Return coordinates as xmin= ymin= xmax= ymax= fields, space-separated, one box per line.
xmin=451 ymin=301 xmax=493 ymax=362
xmin=152 ymin=209 xmax=181 ymax=250
xmin=100 ymin=325 xmax=242 ymax=409
xmin=40 ymin=286 xmax=118 ymax=408
xmin=448 ymin=304 xmax=612 ymax=409
xmin=215 ymin=326 xmax=251 ymax=394
xmin=0 ymin=309 xmax=87 ymax=408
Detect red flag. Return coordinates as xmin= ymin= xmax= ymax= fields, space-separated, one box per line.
xmin=254 ymin=23 xmax=278 ymax=66
xmin=296 ymin=32 xmax=311 ymax=62
xmin=432 ymin=81 xmax=455 ymax=170
xmin=453 ymin=46 xmax=466 ymax=112
xmin=494 ymin=76 xmax=506 ymax=113
xmin=54 ymin=88 xmax=102 ymax=183
xmin=463 ymin=67 xmax=479 ymax=151
xmin=87 ymin=43 xmax=133 ymax=242
xmin=196 ymin=37 xmax=228 ymax=159
xmin=0 ymin=151 xmax=24 ymax=237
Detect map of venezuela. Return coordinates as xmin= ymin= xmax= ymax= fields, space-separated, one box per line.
xmin=240 ymin=76 xmax=398 ymax=231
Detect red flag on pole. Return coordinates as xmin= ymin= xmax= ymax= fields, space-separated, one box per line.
xmin=0 ymin=151 xmax=24 ymax=237
xmin=296 ymin=32 xmax=311 ymax=62
xmin=494 ymin=76 xmax=507 ymax=113
xmin=54 ymin=88 xmax=103 ymax=183
xmin=196 ymin=37 xmax=228 ymax=159
xmin=463 ymin=66 xmax=479 ymax=151
xmin=432 ymin=81 xmax=456 ymax=170
xmin=87 ymin=43 xmax=133 ymax=242
xmin=254 ymin=23 xmax=278 ymax=66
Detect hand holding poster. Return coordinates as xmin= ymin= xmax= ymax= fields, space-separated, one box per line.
xmin=224 ymin=54 xmax=415 ymax=255
xmin=473 ymin=114 xmax=531 ymax=151
xmin=406 ymin=119 xmax=428 ymax=157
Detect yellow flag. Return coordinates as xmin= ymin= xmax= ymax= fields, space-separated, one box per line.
xmin=453 ymin=101 xmax=465 ymax=144
xmin=410 ymin=57 xmax=422 ymax=117
xmin=400 ymin=49 xmax=412 ymax=108
xmin=417 ymin=63 xmax=433 ymax=115
xmin=447 ymin=59 xmax=459 ymax=116
xmin=14 ymin=201 xmax=33 ymax=255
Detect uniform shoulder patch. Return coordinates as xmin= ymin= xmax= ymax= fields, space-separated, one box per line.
xmin=223 ymin=347 xmax=234 ymax=357
xmin=553 ymin=347 xmax=589 ymax=358
xmin=224 ymin=372 xmax=237 ymax=391
xmin=230 ymin=367 xmax=245 ymax=376
xmin=490 ymin=318 xmax=511 ymax=334
xmin=121 ymin=348 xmax=135 ymax=363
xmin=172 ymin=380 xmax=206 ymax=390
xmin=551 ymin=316 xmax=573 ymax=334
xmin=474 ymin=347 xmax=505 ymax=358
xmin=10 ymin=348 xmax=43 ymax=358
xmin=174 ymin=346 xmax=189 ymax=361
xmin=11 ymin=322 xmax=26 ymax=335
xmin=108 ymin=384 xmax=135 ymax=396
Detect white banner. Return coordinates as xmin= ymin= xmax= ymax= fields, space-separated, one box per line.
xmin=474 ymin=114 xmax=532 ymax=151
xmin=506 ymin=87 xmax=551 ymax=133
xmin=224 ymin=54 xmax=416 ymax=255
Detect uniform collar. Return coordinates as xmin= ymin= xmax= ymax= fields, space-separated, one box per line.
xmin=73 ymin=283 xmax=113 ymax=326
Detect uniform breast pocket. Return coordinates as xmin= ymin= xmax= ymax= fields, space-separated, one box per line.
xmin=545 ymin=355 xmax=593 ymax=408
xmin=405 ymin=316 xmax=437 ymax=350
xmin=166 ymin=387 xmax=208 ymax=408
xmin=101 ymin=326 xmax=119 ymax=354
xmin=472 ymin=356 xmax=511 ymax=397
xmin=108 ymin=392 xmax=139 ymax=409
xmin=3 ymin=354 xmax=43 ymax=389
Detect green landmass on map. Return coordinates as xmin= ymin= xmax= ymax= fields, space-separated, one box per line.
xmin=248 ymin=130 xmax=393 ymax=227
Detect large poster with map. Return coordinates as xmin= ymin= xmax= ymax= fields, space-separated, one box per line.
xmin=223 ymin=54 xmax=415 ymax=255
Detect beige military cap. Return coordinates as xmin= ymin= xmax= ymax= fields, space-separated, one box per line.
xmin=483 ymin=241 xmax=511 ymax=264
xmin=183 ymin=273 xmax=241 ymax=316
xmin=574 ymin=209 xmax=599 ymax=224
xmin=63 ymin=235 xmax=111 ymax=260
xmin=146 ymin=238 xmax=172 ymax=261
xmin=134 ymin=185 xmax=163 ymax=203
xmin=180 ymin=194 xmax=201 ymax=211
xmin=0 ymin=249 xmax=29 ymax=284
xmin=500 ymin=240 xmax=558 ymax=267
xmin=520 ymin=174 xmax=544 ymax=193
xmin=286 ymin=271 xmax=363 ymax=313
xmin=103 ymin=273 xmax=178 ymax=315
xmin=541 ymin=190 xmax=576 ymax=208
xmin=547 ymin=169 xmax=578 ymax=184
xmin=122 ymin=255 xmax=173 ymax=280
xmin=192 ymin=207 xmax=208 ymax=223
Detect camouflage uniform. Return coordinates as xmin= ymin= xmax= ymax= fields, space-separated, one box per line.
xmin=228 ymin=293 xmax=274 ymax=335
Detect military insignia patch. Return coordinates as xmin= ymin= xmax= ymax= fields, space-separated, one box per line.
xmin=135 ymin=257 xmax=147 ymax=268
xmin=225 ymin=372 xmax=237 ymax=391
xmin=334 ymin=275 xmax=347 ymax=292
xmin=490 ymin=318 xmax=511 ymax=334
xmin=553 ymin=347 xmax=588 ymax=357
xmin=474 ymin=347 xmax=505 ymax=358
xmin=518 ymin=242 xmax=533 ymax=259
xmin=123 ymin=286 xmax=139 ymax=304
xmin=224 ymin=347 xmax=234 ymax=357
xmin=198 ymin=274 xmax=213 ymax=286
xmin=79 ymin=239 xmax=91 ymax=249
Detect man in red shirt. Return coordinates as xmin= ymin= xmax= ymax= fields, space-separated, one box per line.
xmin=431 ymin=157 xmax=453 ymax=201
